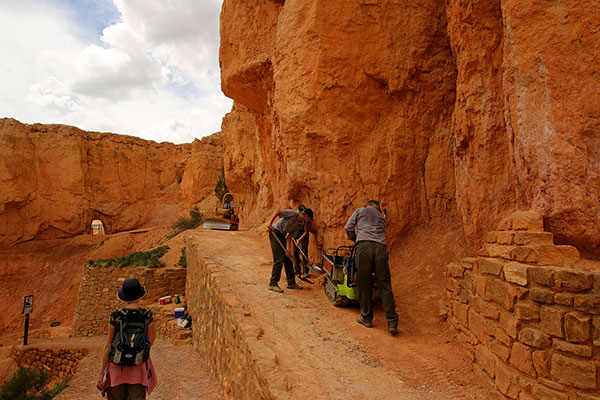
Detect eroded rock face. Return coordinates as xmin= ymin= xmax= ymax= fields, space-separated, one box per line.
xmin=222 ymin=103 xmax=271 ymax=226
xmin=0 ymin=118 xmax=222 ymax=246
xmin=220 ymin=0 xmax=600 ymax=256
xmin=499 ymin=0 xmax=600 ymax=253
xmin=221 ymin=0 xmax=461 ymax=251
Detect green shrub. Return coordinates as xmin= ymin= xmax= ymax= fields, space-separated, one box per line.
xmin=0 ymin=368 xmax=68 ymax=400
xmin=178 ymin=247 xmax=187 ymax=268
xmin=214 ymin=167 xmax=229 ymax=202
xmin=170 ymin=207 xmax=204 ymax=237
xmin=87 ymin=246 xmax=169 ymax=268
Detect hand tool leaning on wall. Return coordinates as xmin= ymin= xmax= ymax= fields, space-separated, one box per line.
xmin=268 ymin=229 xmax=314 ymax=284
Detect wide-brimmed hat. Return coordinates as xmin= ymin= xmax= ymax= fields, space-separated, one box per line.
xmin=117 ymin=278 xmax=147 ymax=302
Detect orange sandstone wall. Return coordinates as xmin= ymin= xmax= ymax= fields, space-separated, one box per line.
xmin=0 ymin=118 xmax=223 ymax=246
xmin=219 ymin=0 xmax=600 ymax=257
xmin=220 ymin=0 xmax=461 ymax=252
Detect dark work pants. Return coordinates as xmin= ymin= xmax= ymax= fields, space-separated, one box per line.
xmin=356 ymin=241 xmax=398 ymax=325
xmin=107 ymin=384 xmax=146 ymax=400
xmin=269 ymin=230 xmax=296 ymax=286
xmin=293 ymin=230 xmax=310 ymax=275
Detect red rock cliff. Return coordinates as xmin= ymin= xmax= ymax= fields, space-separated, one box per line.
xmin=220 ymin=0 xmax=600 ymax=257
xmin=0 ymin=118 xmax=222 ymax=246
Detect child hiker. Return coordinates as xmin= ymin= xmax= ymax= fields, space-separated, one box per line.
xmin=97 ymin=278 xmax=157 ymax=399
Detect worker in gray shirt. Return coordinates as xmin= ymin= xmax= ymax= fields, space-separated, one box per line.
xmin=345 ymin=200 xmax=398 ymax=335
xmin=267 ymin=208 xmax=314 ymax=293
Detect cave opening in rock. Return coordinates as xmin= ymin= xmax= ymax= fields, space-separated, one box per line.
xmin=90 ymin=219 xmax=105 ymax=236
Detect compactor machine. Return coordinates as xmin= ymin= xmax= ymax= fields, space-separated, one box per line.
xmin=203 ymin=193 xmax=240 ymax=231
xmin=321 ymin=244 xmax=379 ymax=307
xmin=321 ymin=245 xmax=358 ymax=306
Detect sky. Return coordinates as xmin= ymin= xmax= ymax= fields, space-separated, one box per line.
xmin=0 ymin=0 xmax=232 ymax=144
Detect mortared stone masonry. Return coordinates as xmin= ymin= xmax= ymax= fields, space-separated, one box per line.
xmin=185 ymin=235 xmax=289 ymax=400
xmin=445 ymin=211 xmax=600 ymax=399
xmin=72 ymin=264 xmax=186 ymax=337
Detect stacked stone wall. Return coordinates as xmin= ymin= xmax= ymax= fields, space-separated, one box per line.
xmin=185 ymin=235 xmax=289 ymax=400
xmin=72 ymin=264 xmax=186 ymax=337
xmin=147 ymin=302 xmax=192 ymax=344
xmin=445 ymin=211 xmax=600 ymax=399
xmin=10 ymin=347 xmax=88 ymax=379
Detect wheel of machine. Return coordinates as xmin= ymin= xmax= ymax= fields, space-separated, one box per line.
xmin=333 ymin=295 xmax=349 ymax=307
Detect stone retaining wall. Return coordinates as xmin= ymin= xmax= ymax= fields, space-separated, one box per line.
xmin=147 ymin=302 xmax=192 ymax=344
xmin=185 ymin=235 xmax=288 ymax=400
xmin=10 ymin=347 xmax=89 ymax=379
xmin=72 ymin=264 xmax=186 ymax=337
xmin=445 ymin=211 xmax=600 ymax=399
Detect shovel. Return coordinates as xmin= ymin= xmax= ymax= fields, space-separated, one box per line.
xmin=270 ymin=231 xmax=313 ymax=284
xmin=291 ymin=237 xmax=323 ymax=273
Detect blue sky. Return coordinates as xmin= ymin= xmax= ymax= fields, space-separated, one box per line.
xmin=0 ymin=0 xmax=232 ymax=143
xmin=45 ymin=0 xmax=120 ymax=40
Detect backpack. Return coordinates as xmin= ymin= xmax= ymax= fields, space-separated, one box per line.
xmin=108 ymin=308 xmax=152 ymax=366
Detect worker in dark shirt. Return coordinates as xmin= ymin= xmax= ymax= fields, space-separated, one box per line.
xmin=293 ymin=204 xmax=315 ymax=278
xmin=345 ymin=200 xmax=398 ymax=335
xmin=267 ymin=207 xmax=314 ymax=293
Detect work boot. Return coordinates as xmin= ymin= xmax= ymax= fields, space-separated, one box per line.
xmin=356 ymin=315 xmax=373 ymax=328
xmin=268 ymin=285 xmax=284 ymax=293
xmin=388 ymin=322 xmax=398 ymax=336
xmin=286 ymin=283 xmax=303 ymax=290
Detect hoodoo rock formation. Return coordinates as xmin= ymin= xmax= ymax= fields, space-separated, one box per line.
xmin=0 ymin=118 xmax=223 ymax=246
xmin=219 ymin=0 xmax=600 ymax=258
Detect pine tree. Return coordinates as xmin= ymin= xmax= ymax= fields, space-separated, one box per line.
xmin=214 ymin=167 xmax=229 ymax=202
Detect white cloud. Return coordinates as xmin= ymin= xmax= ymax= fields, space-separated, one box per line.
xmin=26 ymin=77 xmax=81 ymax=112
xmin=0 ymin=0 xmax=231 ymax=144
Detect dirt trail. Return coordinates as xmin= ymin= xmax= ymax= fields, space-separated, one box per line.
xmin=1 ymin=227 xmax=494 ymax=399
xmin=187 ymin=229 xmax=494 ymax=399
xmin=51 ymin=338 xmax=221 ymax=400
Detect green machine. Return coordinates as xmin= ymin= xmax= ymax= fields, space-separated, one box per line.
xmin=321 ymin=245 xmax=361 ymax=307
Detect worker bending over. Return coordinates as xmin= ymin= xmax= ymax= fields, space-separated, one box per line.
xmin=345 ymin=200 xmax=398 ymax=335
xmin=293 ymin=204 xmax=316 ymax=278
xmin=267 ymin=207 xmax=314 ymax=293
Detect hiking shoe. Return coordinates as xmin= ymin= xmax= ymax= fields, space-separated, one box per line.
xmin=356 ymin=315 xmax=373 ymax=328
xmin=388 ymin=323 xmax=398 ymax=336
xmin=286 ymin=283 xmax=303 ymax=290
xmin=268 ymin=285 xmax=284 ymax=293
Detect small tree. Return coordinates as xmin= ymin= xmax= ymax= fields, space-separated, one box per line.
xmin=169 ymin=207 xmax=204 ymax=237
xmin=214 ymin=167 xmax=229 ymax=202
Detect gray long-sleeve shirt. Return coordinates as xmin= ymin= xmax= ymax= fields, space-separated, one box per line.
xmin=273 ymin=209 xmax=306 ymax=235
xmin=344 ymin=206 xmax=387 ymax=245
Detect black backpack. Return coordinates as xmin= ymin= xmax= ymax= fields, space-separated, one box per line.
xmin=108 ymin=308 xmax=151 ymax=366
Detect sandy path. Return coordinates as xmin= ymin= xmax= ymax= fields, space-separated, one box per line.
xmin=54 ymin=338 xmax=221 ymax=400
xmin=187 ymin=229 xmax=494 ymax=399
